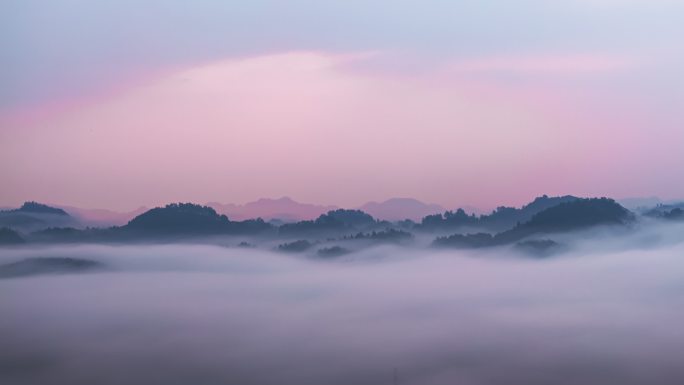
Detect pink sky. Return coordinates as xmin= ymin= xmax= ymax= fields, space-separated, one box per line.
xmin=1 ymin=51 xmax=682 ymax=211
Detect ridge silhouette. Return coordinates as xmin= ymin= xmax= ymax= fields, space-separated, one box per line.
xmin=0 ymin=196 xmax=657 ymax=258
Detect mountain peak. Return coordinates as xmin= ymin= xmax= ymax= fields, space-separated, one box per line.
xmin=17 ymin=202 xmax=69 ymax=216
xmin=209 ymin=198 xmax=337 ymax=221
xmin=125 ymin=203 xmax=229 ymax=234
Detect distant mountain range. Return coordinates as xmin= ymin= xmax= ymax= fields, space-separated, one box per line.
xmin=208 ymin=196 xmax=447 ymax=222
xmin=12 ymin=202 xmax=69 ymax=216
xmin=207 ymin=197 xmax=337 ymax=222
xmin=4 ymin=196 xmax=677 ymax=227
xmin=10 ymin=197 xmax=450 ymax=225
xmin=420 ymin=195 xmax=580 ymax=232
xmin=0 ymin=202 xmax=76 ymax=232
xmin=433 ymin=198 xmax=634 ymax=249
xmin=2 ymin=195 xmax=681 ymax=257
xmin=358 ymin=198 xmax=444 ymax=221
xmin=124 ymin=203 xmax=271 ymax=236
xmin=0 ymin=202 xmax=148 ymax=231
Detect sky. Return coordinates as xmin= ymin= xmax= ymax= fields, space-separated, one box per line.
xmin=1 ymin=0 xmax=683 ymax=211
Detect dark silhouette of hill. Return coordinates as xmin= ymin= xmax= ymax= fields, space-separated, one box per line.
xmin=13 ymin=201 xmax=69 ymax=216
xmin=0 ymin=257 xmax=104 ymax=279
xmin=322 ymin=209 xmax=376 ymax=226
xmin=125 ymin=203 xmax=231 ymax=234
xmin=421 ymin=208 xmax=479 ymax=230
xmin=209 ymin=197 xmax=338 ymax=222
xmin=342 ymin=229 xmax=414 ymax=244
xmin=0 ymin=202 xmax=75 ymax=232
xmin=432 ymin=232 xmax=495 ymax=249
xmin=317 ymin=246 xmax=350 ymax=258
xmin=514 ymin=239 xmax=563 ymax=257
xmin=279 ymin=209 xmax=376 ymax=237
xmin=420 ymin=195 xmax=579 ymax=232
xmin=121 ymin=203 xmax=273 ymax=237
xmin=483 ymin=195 xmax=581 ymax=230
xmin=23 ymin=203 xmax=274 ymax=243
xmin=434 ymin=198 xmax=632 ymax=249
xmin=0 ymin=197 xmax=661 ymax=253
xmin=510 ymin=197 xmax=631 ymax=231
xmin=277 ymin=240 xmax=313 ymax=253
xmin=0 ymin=227 xmax=25 ymax=245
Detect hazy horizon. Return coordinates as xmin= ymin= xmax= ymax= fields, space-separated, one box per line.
xmin=1 ymin=194 xmax=679 ymax=217
xmin=2 ymin=1 xmax=683 ymax=210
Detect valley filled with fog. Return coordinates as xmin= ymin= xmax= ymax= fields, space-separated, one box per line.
xmin=2 ymin=219 xmax=684 ymax=385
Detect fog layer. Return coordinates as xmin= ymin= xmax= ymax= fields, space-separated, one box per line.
xmin=2 ymin=223 xmax=684 ymax=385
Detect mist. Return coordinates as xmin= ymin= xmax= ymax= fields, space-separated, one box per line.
xmin=2 ymin=221 xmax=684 ymax=385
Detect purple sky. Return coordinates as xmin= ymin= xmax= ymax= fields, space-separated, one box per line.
xmin=1 ymin=0 xmax=683 ymax=211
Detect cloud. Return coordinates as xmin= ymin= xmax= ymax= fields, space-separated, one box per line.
xmin=3 ymin=50 xmax=683 ymax=211
xmin=1 ymin=222 xmax=684 ymax=384
xmin=2 ymin=0 xmax=682 ymax=109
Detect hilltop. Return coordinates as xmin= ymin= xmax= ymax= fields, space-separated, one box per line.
xmin=0 ymin=195 xmax=661 ymax=259
xmin=0 ymin=202 xmax=75 ymax=232
xmin=434 ymin=198 xmax=632 ymax=249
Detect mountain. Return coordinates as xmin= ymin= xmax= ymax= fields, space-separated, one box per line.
xmin=14 ymin=202 xmax=68 ymax=215
xmin=421 ymin=195 xmax=579 ymax=232
xmin=342 ymin=229 xmax=414 ymax=244
xmin=277 ymin=240 xmax=313 ymax=253
xmin=0 ymin=196 xmax=659 ymax=252
xmin=126 ymin=203 xmax=230 ymax=234
xmin=358 ymin=198 xmax=444 ymax=221
xmin=434 ymin=198 xmax=633 ymax=249
xmin=27 ymin=203 xmax=276 ymax=243
xmin=503 ymin=197 xmax=631 ymax=235
xmin=0 ymin=202 xmax=76 ymax=232
xmin=122 ymin=203 xmax=273 ymax=237
xmin=208 ymin=197 xmax=337 ymax=222
xmin=480 ymin=195 xmax=581 ymax=231
xmin=279 ymin=209 xmax=377 ymax=237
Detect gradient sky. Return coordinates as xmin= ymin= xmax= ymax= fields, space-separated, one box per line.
xmin=1 ymin=0 xmax=683 ymax=211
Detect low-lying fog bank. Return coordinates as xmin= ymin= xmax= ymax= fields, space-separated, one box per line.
xmin=2 ymin=223 xmax=684 ymax=385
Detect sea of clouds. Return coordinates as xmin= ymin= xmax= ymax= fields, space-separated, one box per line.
xmin=1 ymin=220 xmax=684 ymax=385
